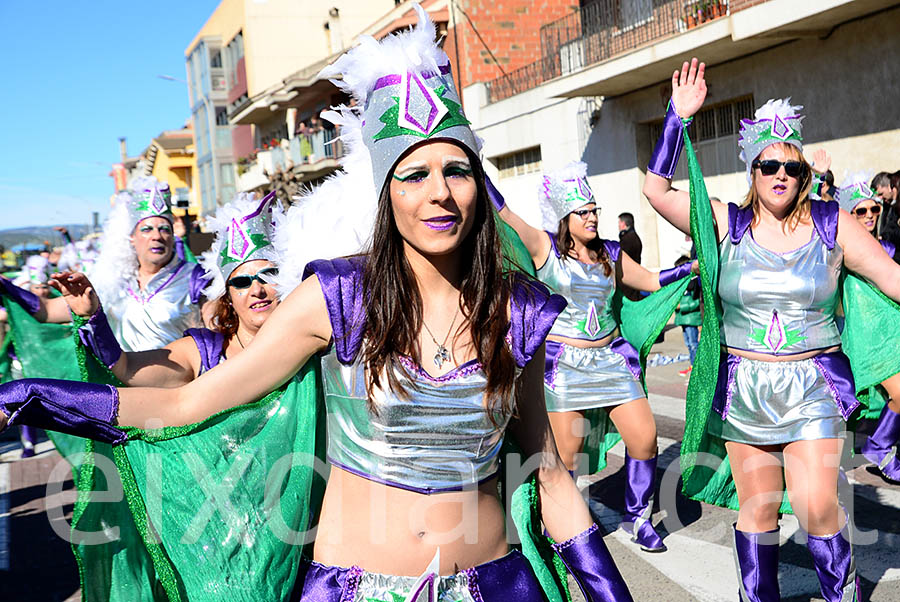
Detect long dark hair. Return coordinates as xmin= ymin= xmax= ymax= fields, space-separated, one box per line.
xmin=360 ymin=146 xmax=516 ymax=415
xmin=556 ymin=215 xmax=612 ymax=277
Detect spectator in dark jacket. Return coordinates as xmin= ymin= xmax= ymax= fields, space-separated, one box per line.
xmin=618 ymin=212 xmax=643 ymax=301
xmin=873 ymin=171 xmax=900 ymax=250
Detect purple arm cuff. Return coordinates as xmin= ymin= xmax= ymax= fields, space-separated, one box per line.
xmin=78 ymin=307 xmax=123 ymax=369
xmin=552 ymin=523 xmax=634 ymax=602
xmin=0 ymin=278 xmax=41 ymax=315
xmin=0 ymin=378 xmax=126 ymax=445
xmin=647 ymin=101 xmax=691 ymax=179
xmin=658 ymin=262 xmax=693 ymax=287
xmin=485 ymin=173 xmax=506 ymax=211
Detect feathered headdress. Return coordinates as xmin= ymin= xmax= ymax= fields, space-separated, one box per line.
xmin=318 ymin=3 xmax=480 ymax=198
xmin=539 ymin=161 xmax=596 ymax=226
xmin=198 ymin=191 xmax=279 ymax=301
xmin=738 ymin=98 xmax=804 ymax=184
xmin=128 ymin=176 xmax=174 ymax=229
xmin=836 ymin=170 xmax=877 ymax=213
xmin=274 ymin=4 xmax=479 ymax=298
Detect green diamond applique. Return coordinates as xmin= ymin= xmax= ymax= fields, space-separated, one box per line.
xmin=374 ymin=85 xmax=470 ymax=142
xmin=576 ymin=301 xmax=602 ymax=338
xmin=749 ymin=309 xmax=806 ymax=353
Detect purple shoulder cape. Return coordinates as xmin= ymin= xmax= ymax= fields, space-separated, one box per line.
xmin=302 ymin=257 xmax=566 ymax=368
xmin=189 ymin=264 xmax=209 ymax=305
xmin=545 ymin=231 xmax=621 ymax=262
xmin=184 ymin=328 xmax=226 ymax=373
xmin=728 ymin=199 xmax=839 ymax=249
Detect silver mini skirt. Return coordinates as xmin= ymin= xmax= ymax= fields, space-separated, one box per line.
xmin=543 ymin=337 xmax=645 ymax=413
xmin=708 ymin=350 xmax=858 ymax=445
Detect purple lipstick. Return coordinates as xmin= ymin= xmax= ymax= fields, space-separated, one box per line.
xmin=423 ymin=215 xmax=458 ymax=231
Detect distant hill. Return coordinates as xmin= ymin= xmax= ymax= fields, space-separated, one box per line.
xmin=0 ymin=225 xmax=94 ymax=250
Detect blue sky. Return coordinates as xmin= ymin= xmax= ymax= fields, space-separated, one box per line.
xmin=0 ymin=1 xmax=220 ymax=229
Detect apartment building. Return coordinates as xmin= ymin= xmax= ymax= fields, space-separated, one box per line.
xmin=461 ymin=0 xmax=900 ymax=267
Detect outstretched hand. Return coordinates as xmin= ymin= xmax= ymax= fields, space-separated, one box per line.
xmin=49 ymin=271 xmax=100 ymax=317
xmin=671 ymin=58 xmax=707 ymax=120
xmin=810 ymin=149 xmax=832 ymax=175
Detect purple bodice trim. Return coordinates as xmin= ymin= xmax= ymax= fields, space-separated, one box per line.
xmin=545 ymin=232 xmax=621 ymax=263
xmin=602 ymin=239 xmax=621 ymax=262
xmin=728 ymin=200 xmax=839 ymax=249
xmin=304 ymin=257 xmax=565 ymax=369
xmin=188 ymin=263 xmax=209 ymax=305
xmin=184 ymin=328 xmax=226 ymax=373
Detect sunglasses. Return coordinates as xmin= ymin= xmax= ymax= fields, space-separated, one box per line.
xmin=572 ymin=208 xmax=601 ymax=219
xmin=853 ymin=205 xmax=882 ymax=217
xmin=226 ymin=267 xmax=278 ymax=289
xmin=752 ymin=159 xmax=806 ymax=178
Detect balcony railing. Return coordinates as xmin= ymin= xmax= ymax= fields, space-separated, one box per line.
xmin=236 ymin=128 xmax=345 ymax=193
xmin=485 ymin=0 xmax=729 ymax=103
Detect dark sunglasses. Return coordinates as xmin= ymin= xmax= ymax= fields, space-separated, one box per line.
xmin=227 ymin=267 xmax=278 ymax=289
xmin=752 ymin=159 xmax=806 ymax=178
xmin=572 ymin=208 xmax=601 ymax=219
xmin=853 ymin=205 xmax=882 ymax=217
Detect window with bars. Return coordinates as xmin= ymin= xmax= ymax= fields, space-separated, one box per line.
xmin=495 ymin=147 xmax=542 ymax=178
xmin=648 ymin=95 xmax=755 ymax=179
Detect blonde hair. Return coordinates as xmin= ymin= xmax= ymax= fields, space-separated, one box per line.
xmin=741 ymin=142 xmax=814 ymax=233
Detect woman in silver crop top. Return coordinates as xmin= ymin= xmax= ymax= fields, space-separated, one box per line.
xmin=643 ymin=58 xmax=900 ymax=602
xmin=490 ymin=161 xmax=694 ymax=554
xmin=835 ymin=173 xmax=900 ymax=485
xmin=0 ymin=10 xmax=634 ymax=602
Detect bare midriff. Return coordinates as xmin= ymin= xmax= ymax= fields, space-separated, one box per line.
xmin=312 ymin=465 xmax=509 ymax=576
xmin=548 ymin=328 xmax=617 ymax=350
xmin=725 ymin=344 xmax=841 ymax=362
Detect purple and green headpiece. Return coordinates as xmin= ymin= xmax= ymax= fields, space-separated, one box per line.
xmin=128 ymin=176 xmax=173 ymax=230
xmin=836 ymin=171 xmax=878 ymax=213
xmin=738 ymin=98 xmax=804 ymax=184
xmin=540 ymin=161 xmax=596 ymax=223
xmin=319 ymin=4 xmax=480 ymax=197
xmin=199 ymin=191 xmax=279 ymax=301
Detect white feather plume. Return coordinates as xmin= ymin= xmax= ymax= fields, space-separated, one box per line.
xmin=319 ymin=4 xmax=443 ymax=106
xmin=753 ymin=97 xmax=803 ymax=122
xmin=90 ymin=193 xmax=139 ymax=303
xmin=272 ymin=109 xmax=377 ymax=299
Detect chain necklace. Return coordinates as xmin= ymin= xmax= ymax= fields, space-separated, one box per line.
xmin=422 ymin=304 xmax=461 ymax=369
xmin=235 ymin=332 xmax=246 ymax=349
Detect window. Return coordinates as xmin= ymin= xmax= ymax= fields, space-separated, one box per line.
xmin=209 ymin=49 xmax=222 ymax=69
xmin=648 ymin=95 xmax=755 ymax=181
xmin=215 ymin=106 xmax=229 ymax=126
xmin=225 ymin=31 xmax=244 ymax=89
xmin=495 ymin=147 xmax=542 ymax=178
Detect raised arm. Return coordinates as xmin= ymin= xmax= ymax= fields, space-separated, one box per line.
xmin=486 ymin=174 xmax=552 ymax=266
xmin=115 ymin=274 xmax=332 ymax=428
xmin=642 ymin=58 xmax=729 ymax=239
xmin=839 ymin=210 xmax=900 ymax=301
xmin=507 ymin=346 xmax=634 ymax=601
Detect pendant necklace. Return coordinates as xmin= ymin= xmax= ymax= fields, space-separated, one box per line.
xmin=422 ymin=304 xmax=461 ymax=369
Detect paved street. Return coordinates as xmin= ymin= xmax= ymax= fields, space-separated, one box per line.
xmin=0 ymin=328 xmax=898 ymax=600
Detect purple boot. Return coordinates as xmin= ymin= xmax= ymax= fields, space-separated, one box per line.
xmin=733 ymin=525 xmax=780 ymax=602
xmin=861 ymin=405 xmax=900 ymax=484
xmin=19 ymin=425 xmax=38 ymax=458
xmin=619 ymin=452 xmax=666 ymax=552
xmin=807 ymin=522 xmax=862 ymax=602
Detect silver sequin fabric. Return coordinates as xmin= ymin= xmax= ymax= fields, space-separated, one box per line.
xmin=708 ymin=355 xmax=845 ymax=444
xmin=320 ymin=350 xmax=511 ymax=494
xmin=544 ymin=342 xmax=644 ymax=412
xmin=718 ymin=228 xmax=842 ymax=355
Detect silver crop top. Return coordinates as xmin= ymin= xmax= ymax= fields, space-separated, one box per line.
xmin=304 ymin=257 xmax=566 ymax=494
xmin=535 ymin=232 xmax=620 ymax=341
xmin=718 ymin=201 xmax=843 ymax=355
